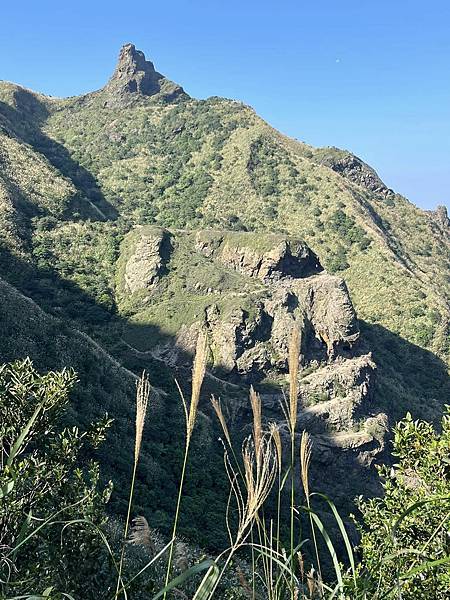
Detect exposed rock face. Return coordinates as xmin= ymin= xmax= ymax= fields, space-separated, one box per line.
xmin=195 ymin=230 xmax=323 ymax=280
xmin=315 ymin=148 xmax=393 ymax=197
xmin=119 ymin=227 xmax=359 ymax=376
xmin=431 ymin=205 xmax=450 ymax=234
xmin=261 ymin=352 xmax=387 ymax=466
xmin=301 ymin=275 xmax=359 ymax=354
xmin=103 ymin=44 xmax=186 ymax=107
xmin=123 ymin=227 xmax=172 ymax=294
xmin=298 ymin=354 xmax=377 ymax=432
xmin=202 ymin=273 xmax=359 ymax=380
xmin=117 ymin=226 xmax=387 ymax=480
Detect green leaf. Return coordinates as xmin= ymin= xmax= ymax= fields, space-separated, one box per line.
xmin=191 ymin=562 xmax=221 ymax=600
xmin=312 ymin=492 xmax=357 ymax=586
xmin=12 ymin=511 xmax=32 ymax=559
xmin=7 ymin=403 xmax=42 ymax=467
xmin=0 ymin=477 xmax=15 ymax=498
xmin=391 ymin=495 xmax=450 ymax=542
xmin=305 ymin=507 xmax=344 ymax=594
xmin=152 ymin=559 xmax=215 ymax=600
xmin=400 ymin=555 xmax=450 ymax=580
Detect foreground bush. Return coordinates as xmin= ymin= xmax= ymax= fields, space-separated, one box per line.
xmin=355 ymin=410 xmax=450 ymax=598
xmin=1 ymin=349 xmax=449 ymax=599
xmin=0 ymin=359 xmax=114 ymax=598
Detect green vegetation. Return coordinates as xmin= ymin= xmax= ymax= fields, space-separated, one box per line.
xmin=0 ymin=359 xmax=114 ymax=598
xmin=328 ymin=210 xmax=371 ymax=251
xmin=355 ymin=411 xmax=450 ymax=598
xmin=2 ymin=354 xmax=448 ymax=599
xmin=0 ymin=48 xmax=449 ymax=598
xmin=1 ymin=74 xmax=448 ymax=362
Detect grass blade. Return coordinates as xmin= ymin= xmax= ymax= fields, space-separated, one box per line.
xmin=312 ymin=492 xmax=357 ymax=586
xmin=191 ymin=562 xmax=221 ymax=600
xmin=305 ymin=508 xmax=344 ymax=593
xmin=7 ymin=404 xmax=42 ymax=467
xmin=152 ymin=560 xmax=214 ymax=600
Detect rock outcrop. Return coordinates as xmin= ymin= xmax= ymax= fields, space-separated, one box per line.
xmin=121 ymin=226 xmax=172 ymax=294
xmin=202 ymin=273 xmax=359 ymax=379
xmin=119 ymin=228 xmax=360 ymax=371
xmin=430 ymin=205 xmax=450 ymax=235
xmin=103 ymin=43 xmax=186 ymax=107
xmin=314 ymin=148 xmax=394 ymax=197
xmin=298 ymin=354 xmax=377 ymax=431
xmin=195 ymin=230 xmax=322 ymax=280
xmin=116 ymin=226 xmax=387 ymax=481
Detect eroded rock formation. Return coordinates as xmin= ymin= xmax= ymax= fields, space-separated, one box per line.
xmin=117 ymin=226 xmax=387 ymax=477
xmin=103 ymin=43 xmax=186 ymax=107
xmin=314 ymin=148 xmax=394 ymax=198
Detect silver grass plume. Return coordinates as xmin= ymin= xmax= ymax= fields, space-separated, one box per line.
xmin=187 ymin=331 xmax=208 ymax=438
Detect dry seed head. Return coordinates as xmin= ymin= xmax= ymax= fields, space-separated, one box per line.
xmin=297 ymin=551 xmax=305 ymax=580
xmin=307 ymin=567 xmax=317 ymax=597
xmin=211 ymin=395 xmax=231 ymax=446
xmin=240 ymin=434 xmax=277 ymax=535
xmin=127 ymin=516 xmax=155 ymax=553
xmin=300 ymin=430 xmax=312 ymax=502
xmin=135 ymin=371 xmax=150 ymax=462
xmin=269 ymin=422 xmax=282 ymax=472
xmin=187 ymin=330 xmax=208 ymax=438
xmin=249 ymin=386 xmax=262 ymax=459
xmin=288 ymin=326 xmax=300 ymax=434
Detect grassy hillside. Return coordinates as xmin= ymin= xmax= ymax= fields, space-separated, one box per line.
xmin=1 ymin=72 xmax=448 ymax=359
xmin=0 ymin=268 xmax=233 ymax=549
xmin=0 ymin=45 xmax=448 ymax=550
xmin=40 ymin=91 xmax=450 ymax=357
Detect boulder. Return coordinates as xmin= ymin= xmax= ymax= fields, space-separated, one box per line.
xmin=123 ymin=227 xmax=171 ymax=294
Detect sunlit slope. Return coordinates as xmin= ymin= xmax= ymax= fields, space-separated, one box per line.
xmin=38 ymin=91 xmax=449 ymax=359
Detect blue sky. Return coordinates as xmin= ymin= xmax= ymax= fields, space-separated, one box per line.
xmin=1 ymin=0 xmax=449 ymax=210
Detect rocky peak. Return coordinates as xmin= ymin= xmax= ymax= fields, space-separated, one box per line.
xmin=432 ymin=205 xmax=450 ymax=233
xmin=314 ymin=148 xmax=394 ymax=198
xmin=103 ymin=43 xmax=186 ymax=107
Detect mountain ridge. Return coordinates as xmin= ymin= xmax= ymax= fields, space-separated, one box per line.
xmin=0 ymin=43 xmax=448 ymax=547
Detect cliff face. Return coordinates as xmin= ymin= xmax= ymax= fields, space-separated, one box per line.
xmin=117 ymin=226 xmax=387 ymax=482
xmin=103 ymin=43 xmax=187 ymax=106
xmin=313 ymin=148 xmax=394 ymax=198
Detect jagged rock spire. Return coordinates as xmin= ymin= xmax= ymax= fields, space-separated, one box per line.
xmin=103 ymin=43 xmax=186 ymax=107
xmin=433 ymin=205 xmax=449 ymax=233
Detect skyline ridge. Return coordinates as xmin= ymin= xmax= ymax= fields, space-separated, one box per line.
xmin=1 ymin=40 xmax=448 ymax=214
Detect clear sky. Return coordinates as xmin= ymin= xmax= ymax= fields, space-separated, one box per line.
xmin=1 ymin=0 xmax=449 ymax=210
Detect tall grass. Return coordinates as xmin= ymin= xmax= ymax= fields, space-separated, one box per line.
xmin=300 ymin=431 xmax=323 ymax=594
xmin=115 ymin=372 xmax=150 ymax=599
xmin=288 ymin=326 xmax=300 ymax=599
xmin=163 ymin=331 xmax=208 ymax=599
xmin=6 ymin=338 xmax=448 ymax=598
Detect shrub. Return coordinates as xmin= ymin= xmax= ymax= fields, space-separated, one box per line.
xmin=356 ymin=410 xmax=450 ymax=599
xmin=329 ymin=209 xmax=371 ymax=250
xmin=0 ymin=359 xmax=114 ymax=598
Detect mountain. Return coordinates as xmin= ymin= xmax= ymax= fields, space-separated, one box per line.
xmin=0 ymin=44 xmax=448 ymax=547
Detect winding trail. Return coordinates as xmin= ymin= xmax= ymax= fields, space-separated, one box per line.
xmin=120 ymin=337 xmax=242 ymax=390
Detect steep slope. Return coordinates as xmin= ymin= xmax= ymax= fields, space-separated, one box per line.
xmin=18 ymin=43 xmax=444 ymax=359
xmin=0 ymin=266 xmax=235 ymax=548
xmin=115 ymin=226 xmax=388 ymax=503
xmin=0 ymin=44 xmax=449 ymax=547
